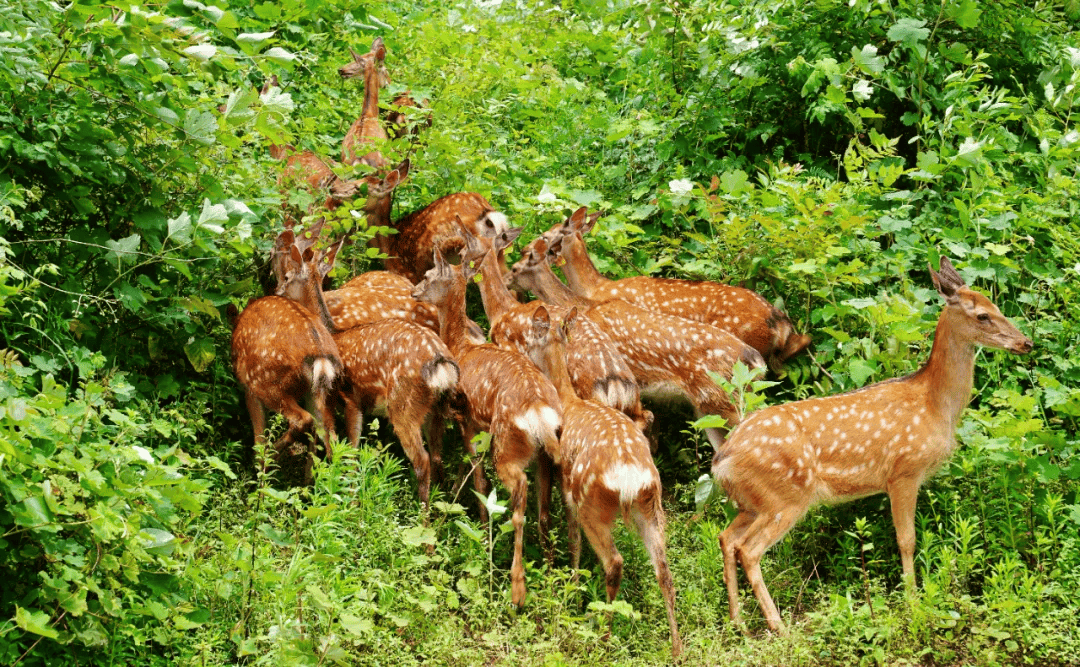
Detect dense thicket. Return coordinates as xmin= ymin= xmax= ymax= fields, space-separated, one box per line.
xmin=1 ymin=0 xmax=1078 ymax=664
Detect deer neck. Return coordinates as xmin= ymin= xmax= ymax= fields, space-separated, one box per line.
xmin=293 ymin=274 xmax=338 ymax=334
xmin=364 ymin=189 xmax=394 ymax=256
xmin=522 ymin=263 xmax=588 ymax=309
xmin=919 ymin=306 xmax=977 ymax=429
xmin=559 ymin=232 xmax=611 ymax=298
xmin=533 ymin=339 xmax=578 ymax=405
xmin=361 ymin=63 xmax=381 ymax=129
xmin=476 ymin=249 xmax=522 ymax=322
xmin=436 ymin=277 xmax=473 ymax=357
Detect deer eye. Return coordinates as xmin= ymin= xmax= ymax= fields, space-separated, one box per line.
xmin=977 ymin=313 xmax=990 ymax=322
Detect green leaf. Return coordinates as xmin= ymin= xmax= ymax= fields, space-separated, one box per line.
xmin=852 ymin=45 xmax=884 ymax=74
xmin=946 ymin=0 xmax=982 ymax=28
xmin=401 ymin=525 xmax=437 ymax=547
xmin=183 ymin=337 xmax=216 ymax=373
xmin=183 ymin=44 xmax=216 ymax=62
xmin=183 ymin=111 xmax=217 ymax=146
xmin=339 ymin=613 xmax=373 ymax=636
xmin=691 ymin=414 xmax=728 ymax=430
xmin=264 ymin=47 xmax=297 ymax=67
xmin=167 ymin=213 xmax=194 ymax=245
xmin=848 ymin=358 xmax=876 ymax=386
xmin=140 ymin=528 xmax=178 ymax=557
xmin=719 ymin=169 xmax=751 ymax=196
xmin=887 ymin=18 xmax=929 ymax=44
xmin=197 ymin=199 xmax=229 ymax=234
xmin=695 ymin=474 xmax=716 ymax=513
xmin=455 ymin=520 xmax=484 ymax=543
xmin=15 ymin=606 xmax=59 ymax=639
xmin=105 ymin=233 xmax=141 ymax=265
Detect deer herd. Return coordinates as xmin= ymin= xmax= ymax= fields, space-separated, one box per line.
xmin=228 ymin=38 xmax=1034 ymax=656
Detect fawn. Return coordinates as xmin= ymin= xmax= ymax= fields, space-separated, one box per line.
xmin=509 ymin=224 xmax=765 ymax=451
xmin=338 ymin=38 xmax=390 ymax=169
xmin=711 ymin=257 xmax=1033 ymax=633
xmin=412 ymin=245 xmax=563 ymax=607
xmin=471 ymin=227 xmax=651 ymax=436
xmin=333 ymin=318 xmax=464 ymax=507
xmin=525 ymin=305 xmax=683 ymax=657
xmin=550 ymin=207 xmax=811 ymax=373
xmin=232 ymin=231 xmax=344 ymax=484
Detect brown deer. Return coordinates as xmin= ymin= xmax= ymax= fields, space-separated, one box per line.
xmin=232 ymin=231 xmax=344 ymax=484
xmin=711 ymin=257 xmax=1033 ymax=634
xmin=550 ymin=207 xmax=811 ymax=373
xmin=338 ymin=38 xmax=390 ymax=169
xmin=509 ymin=227 xmax=765 ymax=451
xmin=412 ymin=245 xmax=563 ymax=607
xmin=383 ymin=193 xmax=509 ymax=283
xmin=472 ymin=227 xmax=652 ymax=436
xmin=333 ymin=318 xmax=464 ymax=507
xmin=525 ymin=305 xmax=683 ymax=657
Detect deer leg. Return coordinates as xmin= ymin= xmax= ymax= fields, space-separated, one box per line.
xmin=244 ymin=391 xmax=270 ymax=471
xmin=343 ymin=395 xmax=363 ymax=447
xmin=578 ymin=500 xmax=622 ymax=643
xmin=736 ymin=509 xmax=802 ymax=635
xmin=887 ymin=476 xmax=921 ymax=591
xmin=389 ymin=392 xmax=432 ymax=511
xmin=536 ymin=450 xmax=555 ymax=565
xmin=630 ymin=487 xmax=683 ymax=657
xmin=719 ymin=510 xmax=757 ymax=629
xmin=424 ymin=407 xmax=446 ymax=487
xmin=503 ymin=465 xmax=530 ymax=609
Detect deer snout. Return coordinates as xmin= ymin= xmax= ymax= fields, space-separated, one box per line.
xmin=1010 ymin=337 xmax=1034 ymax=354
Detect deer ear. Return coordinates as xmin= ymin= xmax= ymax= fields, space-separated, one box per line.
xmin=532 ymin=305 xmax=551 ymax=337
xmin=504 ymin=227 xmax=524 ymax=246
xmin=569 ymin=206 xmax=588 ymax=229
xmin=563 ymin=306 xmax=578 ymax=333
xmin=395 ymin=158 xmax=411 ymax=179
xmin=351 ymin=48 xmax=362 ymax=61
xmin=289 ymin=243 xmax=303 ymax=266
xmin=930 ymin=256 xmax=965 ymax=304
xmin=582 ymin=211 xmax=600 ymax=234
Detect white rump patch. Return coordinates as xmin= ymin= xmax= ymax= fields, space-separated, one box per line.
xmin=602 ymin=462 xmax=656 ymax=505
xmin=514 ymin=405 xmax=561 ymax=444
xmin=311 ymin=358 xmax=337 ymax=391
xmin=426 ymin=362 xmax=459 ymax=393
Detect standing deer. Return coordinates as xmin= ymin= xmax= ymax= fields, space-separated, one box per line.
xmin=338 ymin=38 xmax=390 ymax=168
xmin=509 ymin=228 xmax=765 ymax=451
xmin=550 ymin=207 xmax=811 ymax=373
xmin=471 ymin=227 xmax=651 ymax=436
xmin=712 ymin=257 xmax=1033 ymax=634
xmin=232 ymin=231 xmax=344 ymax=484
xmin=412 ymin=246 xmax=563 ymax=607
xmin=333 ymin=318 xmax=464 ymax=507
xmin=525 ymin=305 xmax=683 ymax=657
xmin=383 ymin=193 xmax=509 ymax=283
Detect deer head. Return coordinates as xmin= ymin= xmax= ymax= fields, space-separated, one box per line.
xmin=930 ymin=257 xmax=1032 ymax=355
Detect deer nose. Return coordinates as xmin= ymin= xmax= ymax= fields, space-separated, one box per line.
xmin=1013 ymin=338 xmax=1034 ymax=354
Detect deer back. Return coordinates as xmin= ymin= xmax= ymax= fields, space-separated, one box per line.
xmin=553 ymin=208 xmax=811 ymax=371
xmin=386 ymin=192 xmax=509 ymax=283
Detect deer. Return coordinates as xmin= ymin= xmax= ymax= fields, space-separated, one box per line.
xmin=333 ymin=317 xmax=464 ymax=508
xmin=711 ymin=257 xmax=1033 ymax=634
xmin=382 ymin=193 xmax=510 ymax=284
xmin=548 ymin=207 xmax=812 ymax=373
xmin=231 ymin=231 xmax=344 ymax=484
xmin=509 ymin=225 xmax=766 ymax=451
xmin=412 ymin=244 xmax=563 ymax=607
xmin=524 ymin=305 xmax=683 ymax=657
xmin=385 ymin=91 xmax=433 ymax=139
xmin=470 ymin=226 xmax=652 ymax=437
xmin=338 ymin=38 xmax=390 ymax=169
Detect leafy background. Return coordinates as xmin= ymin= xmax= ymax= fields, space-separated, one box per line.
xmin=1 ymin=0 xmax=1078 ymax=664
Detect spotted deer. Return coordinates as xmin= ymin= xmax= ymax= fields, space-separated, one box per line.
xmin=232 ymin=232 xmax=344 ymax=484
xmin=412 ymin=246 xmax=563 ymax=607
xmin=525 ymin=305 xmax=683 ymax=657
xmin=711 ymin=257 xmax=1033 ymax=634
xmin=384 ymin=193 xmax=510 ymax=283
xmin=471 ymin=227 xmax=652 ymax=436
xmin=338 ymin=38 xmax=390 ymax=169
xmin=550 ymin=207 xmax=811 ymax=373
xmin=385 ymin=91 xmax=432 ymax=139
xmin=333 ymin=318 xmax=464 ymax=508
xmin=509 ymin=228 xmax=765 ymax=451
